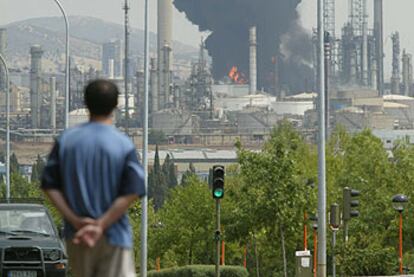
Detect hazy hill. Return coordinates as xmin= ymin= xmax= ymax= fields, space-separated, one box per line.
xmin=4 ymin=16 xmax=197 ymax=68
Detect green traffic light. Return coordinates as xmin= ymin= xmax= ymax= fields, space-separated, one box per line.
xmin=214 ymin=188 xmax=224 ymax=198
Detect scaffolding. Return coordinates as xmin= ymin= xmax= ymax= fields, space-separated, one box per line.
xmin=350 ymin=0 xmax=364 ymax=36
xmin=324 ymin=0 xmax=336 ymax=38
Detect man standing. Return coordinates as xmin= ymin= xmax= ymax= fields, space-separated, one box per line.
xmin=41 ymin=80 xmax=145 ymax=277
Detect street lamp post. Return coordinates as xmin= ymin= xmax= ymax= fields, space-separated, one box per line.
xmin=53 ymin=0 xmax=70 ymax=129
xmin=392 ymin=194 xmax=408 ymax=275
xmin=0 ymin=54 xmax=10 ymax=200
xmin=316 ymin=0 xmax=327 ymax=274
xmin=309 ymin=215 xmax=318 ymax=277
xmin=304 ymin=179 xmax=315 ymax=250
xmin=141 ymin=0 xmax=150 ymax=275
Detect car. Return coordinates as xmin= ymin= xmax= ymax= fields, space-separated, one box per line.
xmin=0 ymin=202 xmax=67 ymax=277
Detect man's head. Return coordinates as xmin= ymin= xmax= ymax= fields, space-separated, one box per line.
xmin=84 ymin=79 xmax=119 ymax=117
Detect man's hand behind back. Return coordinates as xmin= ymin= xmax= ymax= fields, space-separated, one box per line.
xmin=73 ymin=223 xmax=104 ymax=248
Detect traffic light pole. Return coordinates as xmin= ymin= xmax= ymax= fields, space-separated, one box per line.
xmin=216 ymin=199 xmax=221 ymax=277
xmin=343 ymin=221 xmax=349 ymax=243
xmin=332 ymin=229 xmax=337 ymax=277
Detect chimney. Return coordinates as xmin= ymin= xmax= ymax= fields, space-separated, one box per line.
xmin=30 ymin=45 xmax=43 ymax=129
xmin=249 ymin=26 xmax=257 ymax=95
xmin=158 ymin=0 xmax=173 ymax=109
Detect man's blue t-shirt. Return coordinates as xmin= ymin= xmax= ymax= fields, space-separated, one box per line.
xmin=41 ymin=122 xmax=146 ymax=249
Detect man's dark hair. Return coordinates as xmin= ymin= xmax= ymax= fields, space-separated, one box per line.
xmin=84 ymin=79 xmax=119 ymax=116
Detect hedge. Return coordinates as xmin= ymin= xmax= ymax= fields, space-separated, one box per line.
xmin=147 ymin=265 xmax=248 ymax=277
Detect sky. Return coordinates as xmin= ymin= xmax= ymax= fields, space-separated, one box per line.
xmin=1 ymin=0 xmax=414 ymax=77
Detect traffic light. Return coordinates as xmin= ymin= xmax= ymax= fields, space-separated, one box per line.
xmin=330 ymin=203 xmax=340 ymax=229
xmin=343 ymin=187 xmax=360 ymax=221
xmin=212 ymin=165 xmax=225 ymax=199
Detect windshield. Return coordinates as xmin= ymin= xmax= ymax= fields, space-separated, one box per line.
xmin=0 ymin=209 xmax=55 ymax=236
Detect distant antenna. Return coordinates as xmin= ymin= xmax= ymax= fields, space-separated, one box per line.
xmin=123 ymin=0 xmax=130 ymax=134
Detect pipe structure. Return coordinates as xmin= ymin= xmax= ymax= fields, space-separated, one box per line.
xmin=249 ymin=26 xmax=257 ymax=95
xmin=49 ymin=77 xmax=57 ymax=133
xmin=53 ymin=0 xmax=70 ymax=129
xmin=0 ymin=54 xmax=10 ymax=200
xmin=391 ymin=32 xmax=401 ymax=95
xmin=162 ymin=44 xmax=172 ymax=107
xmin=150 ymin=58 xmax=158 ymax=113
xmin=374 ymin=0 xmax=384 ymax=95
xmin=317 ymin=0 xmax=327 ymax=275
xmin=124 ymin=0 xmax=130 ymax=134
xmin=361 ymin=0 xmax=368 ymax=86
xmin=140 ymin=0 xmax=150 ymax=275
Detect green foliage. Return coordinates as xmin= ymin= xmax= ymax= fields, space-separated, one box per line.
xmin=148 ymin=265 xmax=248 ymax=277
xmin=31 ymin=154 xmax=45 ymax=182
xmin=149 ymin=130 xmax=168 ymax=145
xmin=152 ymin=176 xmax=216 ymax=266
xmin=337 ymin=239 xmax=395 ymax=276
xmin=10 ymin=153 xmax=19 ymax=174
xmin=163 ymin=154 xmax=178 ymax=189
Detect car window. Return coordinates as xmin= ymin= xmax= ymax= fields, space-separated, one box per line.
xmin=0 ymin=209 xmax=55 ymax=236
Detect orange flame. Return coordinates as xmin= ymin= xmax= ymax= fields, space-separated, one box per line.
xmin=228 ymin=66 xmax=247 ymax=84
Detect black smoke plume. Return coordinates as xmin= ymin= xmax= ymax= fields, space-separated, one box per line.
xmin=173 ymin=0 xmax=315 ymax=94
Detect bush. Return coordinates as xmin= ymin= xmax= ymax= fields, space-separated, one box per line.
xmin=148 ymin=265 xmax=248 ymax=277
xmin=337 ymin=240 xmax=395 ymax=276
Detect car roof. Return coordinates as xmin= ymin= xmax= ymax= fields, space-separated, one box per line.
xmin=0 ymin=203 xmax=46 ymax=210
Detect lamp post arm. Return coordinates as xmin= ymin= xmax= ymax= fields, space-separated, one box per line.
xmin=53 ymin=0 xmax=70 ymax=129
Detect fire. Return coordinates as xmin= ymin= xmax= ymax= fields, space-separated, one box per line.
xmin=228 ymin=66 xmax=247 ymax=84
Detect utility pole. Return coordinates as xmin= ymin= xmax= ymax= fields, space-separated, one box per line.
xmin=124 ymin=0 xmax=130 ymax=134
xmin=317 ymin=0 xmax=327 ymax=275
xmin=140 ymin=0 xmax=150 ymax=275
xmin=0 ymin=54 xmax=10 ymax=200
xmin=215 ymin=200 xmax=221 ymax=277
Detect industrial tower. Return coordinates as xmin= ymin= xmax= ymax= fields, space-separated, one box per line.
xmin=123 ymin=0 xmax=130 ymax=132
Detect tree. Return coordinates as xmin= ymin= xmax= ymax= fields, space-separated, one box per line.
xmin=162 ymin=154 xmax=178 ymax=189
xmin=236 ymin=121 xmax=314 ymax=276
xmin=148 ymin=145 xmax=168 ymax=210
xmin=181 ymin=163 xmax=196 ymax=186
xmin=149 ymin=130 xmax=168 ymax=145
xmin=31 ymin=154 xmax=45 ymax=183
xmin=152 ymin=175 xmax=216 ymax=266
xmin=10 ymin=153 xmax=19 ymax=174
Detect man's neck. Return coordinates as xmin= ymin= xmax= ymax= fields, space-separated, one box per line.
xmin=89 ymin=115 xmax=113 ymax=125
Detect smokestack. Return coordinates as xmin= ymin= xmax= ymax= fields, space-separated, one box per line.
xmin=30 ymin=45 xmax=43 ymax=129
xmin=402 ymin=50 xmax=413 ymax=96
xmin=158 ymin=0 xmax=173 ymax=109
xmin=374 ymin=0 xmax=384 ymax=95
xmin=49 ymin=77 xmax=56 ymax=132
xmin=150 ymin=58 xmax=158 ymax=113
xmin=249 ymin=26 xmax=257 ymax=95
xmin=362 ymin=0 xmax=368 ymax=86
xmin=391 ymin=32 xmax=401 ymax=95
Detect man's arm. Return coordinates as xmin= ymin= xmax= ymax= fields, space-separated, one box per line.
xmin=41 ymin=140 xmax=92 ymax=230
xmin=43 ymin=189 xmax=93 ymax=230
xmin=97 ymin=194 xmax=138 ymax=230
xmin=74 ymin=149 xmax=145 ymax=247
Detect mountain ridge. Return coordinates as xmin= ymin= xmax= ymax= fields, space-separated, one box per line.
xmin=3 ymin=16 xmax=197 ymax=69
